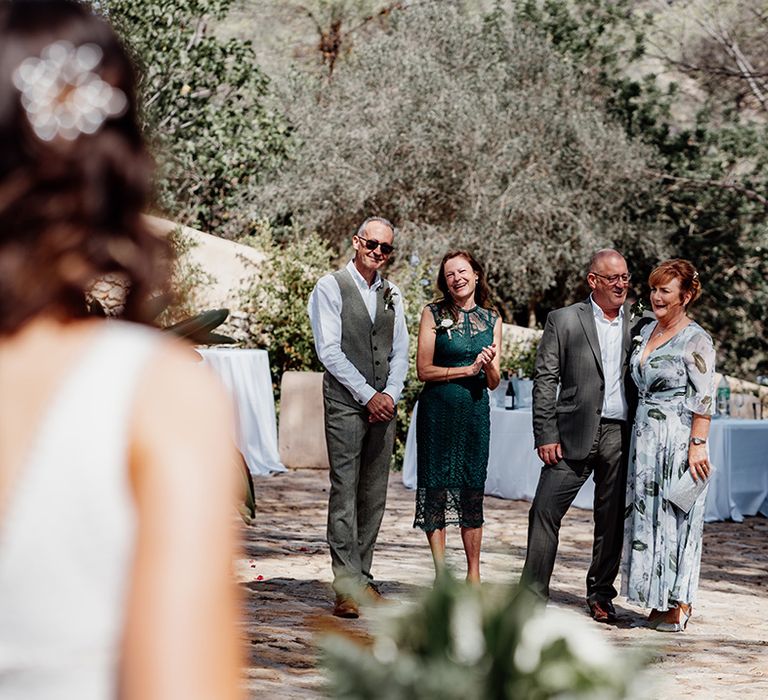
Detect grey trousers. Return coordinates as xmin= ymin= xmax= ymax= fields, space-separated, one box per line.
xmin=324 ymin=396 xmax=395 ymax=594
xmin=521 ymin=420 xmax=629 ymax=603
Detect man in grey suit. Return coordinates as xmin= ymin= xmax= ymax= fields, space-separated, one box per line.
xmin=308 ymin=217 xmax=409 ymax=618
xmin=521 ymin=249 xmax=635 ymax=623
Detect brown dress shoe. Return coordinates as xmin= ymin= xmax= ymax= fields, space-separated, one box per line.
xmin=333 ymin=595 xmax=360 ymax=619
xmin=364 ymin=583 xmax=384 ymax=603
xmin=588 ymin=600 xmax=616 ymax=623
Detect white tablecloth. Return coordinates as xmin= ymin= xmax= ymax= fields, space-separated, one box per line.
xmin=402 ymin=405 xmax=596 ymax=510
xmin=403 ymin=405 xmax=768 ymax=522
xmin=198 ymin=348 xmax=285 ymax=476
xmin=706 ymin=418 xmax=768 ymax=522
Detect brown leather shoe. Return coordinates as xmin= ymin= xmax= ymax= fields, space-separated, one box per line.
xmin=588 ymin=600 xmax=617 ymax=623
xmin=333 ymin=595 xmax=360 ymax=619
xmin=364 ymin=583 xmax=384 ymax=603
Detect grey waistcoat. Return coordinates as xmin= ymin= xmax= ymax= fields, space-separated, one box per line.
xmin=323 ymin=268 xmax=396 ymax=408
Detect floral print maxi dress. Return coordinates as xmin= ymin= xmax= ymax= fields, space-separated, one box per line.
xmin=621 ymin=321 xmax=716 ymax=609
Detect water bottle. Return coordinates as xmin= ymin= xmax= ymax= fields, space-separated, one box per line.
xmin=716 ymin=375 xmax=730 ymax=416
xmin=505 ymin=373 xmax=516 ymax=410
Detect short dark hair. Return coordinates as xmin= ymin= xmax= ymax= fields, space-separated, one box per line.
xmin=0 ymin=0 xmax=170 ymax=336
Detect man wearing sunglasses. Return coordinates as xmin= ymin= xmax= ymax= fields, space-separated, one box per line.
xmin=308 ymin=217 xmax=409 ymax=618
xmin=521 ymin=249 xmax=640 ymax=624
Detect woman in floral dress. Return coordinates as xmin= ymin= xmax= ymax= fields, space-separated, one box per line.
xmin=622 ymin=259 xmax=715 ymax=632
xmin=414 ymin=250 xmax=502 ymax=582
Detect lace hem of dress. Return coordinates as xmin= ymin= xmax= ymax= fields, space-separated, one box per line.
xmin=413 ymin=486 xmax=484 ymax=531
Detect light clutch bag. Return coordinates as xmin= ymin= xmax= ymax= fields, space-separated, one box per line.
xmin=668 ymin=464 xmax=715 ymax=514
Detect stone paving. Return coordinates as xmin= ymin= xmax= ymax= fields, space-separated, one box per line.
xmin=237 ymin=468 xmax=768 ymax=699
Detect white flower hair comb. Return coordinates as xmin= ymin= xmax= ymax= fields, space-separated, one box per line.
xmin=12 ymin=40 xmax=128 ymax=142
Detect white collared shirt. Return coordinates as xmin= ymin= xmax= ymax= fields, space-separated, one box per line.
xmin=589 ymin=294 xmax=628 ymax=420
xmin=307 ymin=260 xmax=409 ymax=406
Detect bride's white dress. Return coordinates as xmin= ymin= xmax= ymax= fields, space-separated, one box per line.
xmin=0 ymin=323 xmax=159 ymax=699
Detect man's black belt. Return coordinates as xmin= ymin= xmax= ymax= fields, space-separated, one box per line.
xmin=599 ymin=417 xmax=627 ymax=425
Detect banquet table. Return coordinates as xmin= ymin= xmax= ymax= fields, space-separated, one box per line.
xmin=402 ymin=403 xmax=768 ymax=522
xmin=197 ymin=348 xmax=285 ymax=476
xmin=706 ymin=418 xmax=768 ymax=522
xmin=402 ymin=405 xmax=595 ymax=510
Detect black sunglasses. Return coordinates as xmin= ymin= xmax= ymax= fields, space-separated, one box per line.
xmin=357 ymin=235 xmax=394 ymax=256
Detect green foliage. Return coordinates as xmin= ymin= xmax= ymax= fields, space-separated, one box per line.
xmin=499 ymin=337 xmax=538 ymax=380
xmin=97 ymin=0 xmax=289 ymax=237
xmin=156 ymin=227 xmax=214 ymax=326
xmin=387 ymin=257 xmax=437 ymax=469
xmin=239 ymin=221 xmax=333 ymax=390
xmin=658 ymin=123 xmax=768 ymax=377
xmin=320 ymin=571 xmax=647 ymax=699
xmin=513 ymin=0 xmax=768 ymax=376
xmin=258 ymin=0 xmax=668 ymax=326
xmin=514 ymin=0 xmax=648 ymax=72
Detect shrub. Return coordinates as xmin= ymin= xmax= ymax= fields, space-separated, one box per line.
xmin=387 ymin=255 xmax=437 ymax=469
xmin=239 ymin=222 xmax=332 ymax=388
xmin=98 ymin=0 xmax=289 ymax=237
xmin=157 ymin=227 xmax=215 ymax=326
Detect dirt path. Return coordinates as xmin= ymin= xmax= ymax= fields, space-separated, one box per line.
xmin=237 ymin=468 xmax=768 ymax=699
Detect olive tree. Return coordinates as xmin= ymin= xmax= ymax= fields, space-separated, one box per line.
xmin=257 ymin=1 xmax=668 ymax=324
xmin=515 ymin=0 xmax=768 ymax=376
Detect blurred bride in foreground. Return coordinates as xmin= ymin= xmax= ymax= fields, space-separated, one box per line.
xmin=0 ymin=2 xmax=241 ymax=698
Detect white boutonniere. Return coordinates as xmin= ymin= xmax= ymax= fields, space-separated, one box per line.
xmin=383 ymin=286 xmax=398 ymax=311
xmin=630 ymin=298 xmax=646 ymax=322
xmin=631 ymin=334 xmax=644 ymax=351
xmin=434 ymin=317 xmax=454 ymax=339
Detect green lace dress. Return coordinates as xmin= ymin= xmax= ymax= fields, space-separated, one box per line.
xmin=414 ymin=303 xmax=498 ymax=531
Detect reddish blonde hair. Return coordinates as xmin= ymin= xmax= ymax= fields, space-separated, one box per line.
xmin=648 ymin=259 xmax=701 ymax=307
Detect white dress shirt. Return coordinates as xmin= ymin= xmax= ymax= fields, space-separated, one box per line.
xmin=590 ymin=295 xmax=628 ymax=420
xmin=308 ymin=260 xmax=409 ymax=406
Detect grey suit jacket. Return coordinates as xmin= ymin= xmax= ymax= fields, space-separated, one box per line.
xmin=532 ymin=299 xmax=636 ymax=461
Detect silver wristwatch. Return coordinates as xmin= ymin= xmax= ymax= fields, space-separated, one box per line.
xmin=690 ymin=437 xmax=707 ymax=446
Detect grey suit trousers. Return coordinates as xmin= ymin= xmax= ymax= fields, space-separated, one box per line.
xmin=522 ymin=420 xmax=629 ymax=603
xmin=324 ymin=396 xmax=395 ymax=594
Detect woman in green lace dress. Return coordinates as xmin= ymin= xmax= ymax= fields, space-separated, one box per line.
xmin=414 ymin=250 xmax=502 ymax=582
xmin=622 ymin=259 xmax=715 ymax=633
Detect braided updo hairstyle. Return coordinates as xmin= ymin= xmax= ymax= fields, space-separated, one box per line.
xmin=648 ymin=258 xmax=702 ymax=307
xmin=0 ymin=0 xmax=170 ymax=336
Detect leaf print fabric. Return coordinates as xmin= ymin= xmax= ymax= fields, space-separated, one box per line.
xmin=621 ymin=321 xmax=716 ymax=609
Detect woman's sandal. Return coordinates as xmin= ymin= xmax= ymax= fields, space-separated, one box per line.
xmin=646 ymin=608 xmax=666 ymax=629
xmin=656 ymin=603 xmax=692 ymax=633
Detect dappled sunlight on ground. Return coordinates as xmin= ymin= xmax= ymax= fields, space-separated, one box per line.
xmin=237 ymin=469 xmax=768 ymax=699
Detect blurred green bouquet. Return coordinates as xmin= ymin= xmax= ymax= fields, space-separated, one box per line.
xmin=320 ymin=572 xmax=647 ymax=699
